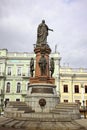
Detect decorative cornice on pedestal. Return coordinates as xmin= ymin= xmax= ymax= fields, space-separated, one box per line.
xmin=34 ymin=44 xmax=51 ymax=55
xmin=30 ymin=76 xmax=55 ymax=84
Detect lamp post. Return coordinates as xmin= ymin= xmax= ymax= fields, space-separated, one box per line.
xmin=81 ymin=83 xmax=84 ymax=106
xmin=83 ymin=100 xmax=85 ymax=109
xmin=71 ymin=74 xmax=76 ymax=102
xmin=55 ymin=57 xmax=61 ymax=98
xmin=83 ymin=100 xmax=86 ymax=119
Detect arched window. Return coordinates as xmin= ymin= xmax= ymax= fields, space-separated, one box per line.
xmin=6 ymin=82 xmax=10 ymax=93
xmin=17 ymin=82 xmax=21 ymax=93
xmin=27 ymin=83 xmax=30 ymax=90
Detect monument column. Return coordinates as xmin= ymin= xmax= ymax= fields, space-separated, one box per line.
xmin=30 ymin=20 xmax=55 ymax=84
xmin=26 ymin=20 xmax=59 ymax=112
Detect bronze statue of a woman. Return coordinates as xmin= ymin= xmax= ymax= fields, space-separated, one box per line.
xmin=37 ymin=20 xmax=53 ymax=45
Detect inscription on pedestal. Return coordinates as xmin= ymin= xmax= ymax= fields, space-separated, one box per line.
xmin=31 ymin=87 xmax=54 ymax=94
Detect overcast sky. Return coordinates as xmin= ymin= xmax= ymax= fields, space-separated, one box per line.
xmin=0 ymin=0 xmax=87 ymax=68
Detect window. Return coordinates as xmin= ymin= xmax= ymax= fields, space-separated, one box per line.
xmin=17 ymin=67 xmax=21 ymax=76
xmin=85 ymin=85 xmax=87 ymax=93
xmin=63 ymin=84 xmax=68 ymax=93
xmin=64 ymin=100 xmax=68 ymax=102
xmin=27 ymin=83 xmax=30 ymax=90
xmin=5 ymin=98 xmax=9 ymax=102
xmin=4 ymin=99 xmax=9 ymax=107
xmin=16 ymin=99 xmax=20 ymax=102
xmin=7 ymin=67 xmax=11 ymax=75
xmin=6 ymin=82 xmax=10 ymax=93
xmin=74 ymin=85 xmax=79 ymax=93
xmin=75 ymin=100 xmax=80 ymax=104
xmin=17 ymin=82 xmax=21 ymax=93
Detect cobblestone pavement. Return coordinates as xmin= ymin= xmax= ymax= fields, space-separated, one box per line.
xmin=0 ymin=127 xmax=24 ymax=130
xmin=75 ymin=119 xmax=87 ymax=129
xmin=0 ymin=116 xmax=87 ymax=130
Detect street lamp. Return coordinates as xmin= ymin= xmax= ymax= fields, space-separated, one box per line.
xmin=81 ymin=83 xmax=85 ymax=107
xmin=71 ymin=74 xmax=76 ymax=102
xmin=83 ymin=100 xmax=85 ymax=109
xmin=83 ymin=100 xmax=86 ymax=119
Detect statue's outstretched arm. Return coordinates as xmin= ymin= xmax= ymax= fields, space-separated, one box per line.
xmin=48 ymin=28 xmax=53 ymax=31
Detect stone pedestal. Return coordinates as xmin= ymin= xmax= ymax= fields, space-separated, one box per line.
xmin=25 ymin=83 xmax=59 ymax=112
xmin=28 ymin=44 xmax=60 ymax=112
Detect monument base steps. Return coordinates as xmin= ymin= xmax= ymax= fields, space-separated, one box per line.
xmin=4 ymin=102 xmax=81 ymax=121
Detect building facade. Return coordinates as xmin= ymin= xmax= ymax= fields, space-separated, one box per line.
xmin=0 ymin=49 xmax=87 ymax=109
xmin=60 ymin=67 xmax=87 ymax=107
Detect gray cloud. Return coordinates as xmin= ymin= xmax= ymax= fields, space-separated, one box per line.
xmin=0 ymin=0 xmax=87 ymax=68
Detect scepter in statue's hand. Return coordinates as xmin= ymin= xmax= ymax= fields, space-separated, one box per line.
xmin=48 ymin=28 xmax=53 ymax=32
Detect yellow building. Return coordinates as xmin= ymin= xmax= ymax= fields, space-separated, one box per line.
xmin=60 ymin=67 xmax=87 ymax=107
